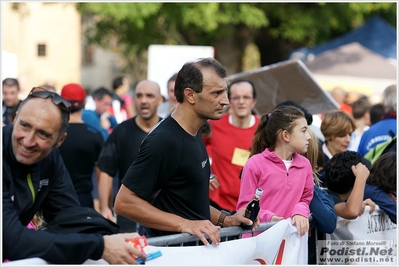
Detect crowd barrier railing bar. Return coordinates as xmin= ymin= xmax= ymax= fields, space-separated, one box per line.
xmin=147 ymin=221 xmax=278 ymax=247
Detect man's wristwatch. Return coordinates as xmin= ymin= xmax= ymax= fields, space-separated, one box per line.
xmin=217 ymin=210 xmax=231 ymax=227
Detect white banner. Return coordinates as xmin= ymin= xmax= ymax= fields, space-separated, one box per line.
xmin=146 ymin=218 xmax=308 ymax=265
xmin=319 ymin=205 xmax=397 ymax=265
xmin=4 ymin=218 xmax=308 ymax=265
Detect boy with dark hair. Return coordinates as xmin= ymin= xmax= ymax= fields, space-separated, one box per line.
xmin=325 ymin=151 xmax=375 ymax=219
xmin=364 ymin=151 xmax=396 ymax=223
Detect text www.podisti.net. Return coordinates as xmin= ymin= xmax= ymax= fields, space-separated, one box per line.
xmin=318 ymin=240 xmax=397 ymax=264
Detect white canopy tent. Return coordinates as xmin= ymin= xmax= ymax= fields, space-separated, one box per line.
xmin=304 ymin=42 xmax=397 ymax=96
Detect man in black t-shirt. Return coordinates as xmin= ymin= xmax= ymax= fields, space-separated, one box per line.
xmin=114 ymin=58 xmax=257 ymax=246
xmin=58 ymin=83 xmax=104 ymax=208
xmin=97 ymin=80 xmax=163 ymax=232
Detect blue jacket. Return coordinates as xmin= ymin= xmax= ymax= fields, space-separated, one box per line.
xmin=364 ymin=184 xmax=396 ymax=224
xmin=308 ymin=185 xmax=337 ymax=264
xmin=82 ymin=109 xmax=117 ymax=140
xmin=310 ymin=185 xmax=337 ymax=234
xmin=358 ymin=118 xmax=396 ymax=156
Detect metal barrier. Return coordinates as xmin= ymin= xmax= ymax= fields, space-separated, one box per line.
xmin=147 ymin=221 xmax=278 ymax=246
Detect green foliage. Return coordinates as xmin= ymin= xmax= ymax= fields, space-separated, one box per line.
xmin=78 ymin=2 xmax=268 ymax=49
xmin=75 ymin=2 xmax=396 ymax=76
xmin=78 ymin=3 xmax=162 ymax=28
xmin=253 ymin=2 xmax=396 ymax=48
xmin=78 ymin=2 xmax=396 ymax=48
xmin=160 ymin=3 xmax=268 ymax=32
xmin=78 ymin=3 xmax=165 ymax=54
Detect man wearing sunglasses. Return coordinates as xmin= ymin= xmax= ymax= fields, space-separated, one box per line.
xmin=3 ymin=87 xmax=146 ymax=264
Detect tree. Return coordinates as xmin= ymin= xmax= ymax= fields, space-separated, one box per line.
xmin=254 ymin=2 xmax=397 ymax=66
xmin=77 ymin=2 xmax=268 ymax=78
xmin=77 ymin=2 xmax=396 ymax=80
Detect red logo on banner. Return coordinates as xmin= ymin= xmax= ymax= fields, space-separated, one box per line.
xmin=274 ymin=239 xmax=286 ymax=264
xmin=254 ymin=258 xmax=267 ymax=264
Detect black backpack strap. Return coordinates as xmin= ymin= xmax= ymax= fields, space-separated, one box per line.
xmin=383 ymin=135 xmax=397 ymax=154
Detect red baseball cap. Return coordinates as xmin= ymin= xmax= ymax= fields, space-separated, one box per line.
xmin=61 ymin=83 xmax=86 ymax=107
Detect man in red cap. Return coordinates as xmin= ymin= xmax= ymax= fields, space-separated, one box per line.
xmin=59 ymin=83 xmax=105 ymax=208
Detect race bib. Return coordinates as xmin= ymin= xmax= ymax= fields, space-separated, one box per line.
xmin=231 ymin=147 xmax=251 ymax=167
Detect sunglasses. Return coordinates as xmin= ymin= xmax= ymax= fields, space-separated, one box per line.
xmin=28 ymin=87 xmax=71 ymax=118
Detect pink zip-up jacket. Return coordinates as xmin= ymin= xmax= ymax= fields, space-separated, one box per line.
xmin=237 ymin=148 xmax=314 ymax=222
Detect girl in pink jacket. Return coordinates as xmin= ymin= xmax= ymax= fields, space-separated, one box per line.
xmin=237 ymin=105 xmax=314 ymax=237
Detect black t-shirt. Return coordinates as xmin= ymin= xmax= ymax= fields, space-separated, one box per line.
xmin=97 ymin=117 xmax=161 ymax=186
xmin=59 ymin=123 xmax=104 ymax=193
xmin=122 ymin=116 xmax=211 ymax=236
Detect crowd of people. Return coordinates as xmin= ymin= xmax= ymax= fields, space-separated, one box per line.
xmin=2 ymin=57 xmax=397 ymax=264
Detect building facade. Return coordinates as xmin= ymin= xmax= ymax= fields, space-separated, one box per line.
xmin=2 ymin=2 xmax=82 ymax=96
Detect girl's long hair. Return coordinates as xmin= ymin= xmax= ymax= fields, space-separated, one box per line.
xmin=302 ymin=128 xmax=322 ymax=186
xmin=250 ymin=105 xmax=304 ymax=156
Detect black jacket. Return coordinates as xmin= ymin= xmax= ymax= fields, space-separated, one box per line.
xmin=2 ymin=124 xmax=104 ymax=264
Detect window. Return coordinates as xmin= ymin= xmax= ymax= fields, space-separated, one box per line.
xmin=38 ymin=44 xmax=46 ymax=57
xmin=83 ymin=45 xmax=94 ymax=65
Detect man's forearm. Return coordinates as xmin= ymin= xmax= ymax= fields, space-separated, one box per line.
xmin=210 ymin=205 xmax=222 ymax=225
xmin=346 ymin=178 xmax=367 ymax=216
xmin=114 ymin=185 xmax=187 ymax=233
xmin=98 ymin=172 xmax=113 ymax=210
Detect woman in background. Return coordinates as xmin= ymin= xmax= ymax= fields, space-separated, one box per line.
xmin=319 ymin=110 xmax=371 ymax=187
